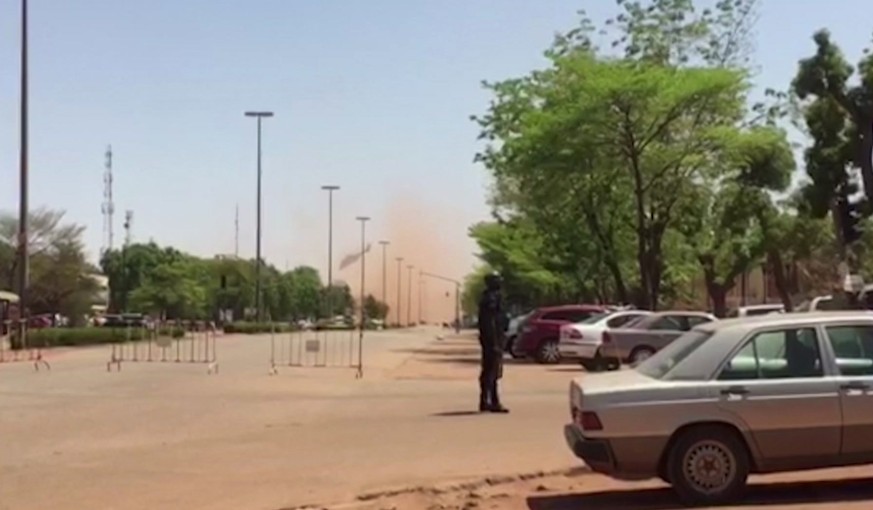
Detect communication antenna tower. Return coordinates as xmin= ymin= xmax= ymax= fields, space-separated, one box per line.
xmin=101 ymin=145 xmax=115 ymax=255
xmin=124 ymin=210 xmax=133 ymax=247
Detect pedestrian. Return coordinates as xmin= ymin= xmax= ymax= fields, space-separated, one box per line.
xmin=477 ymin=272 xmax=509 ymax=413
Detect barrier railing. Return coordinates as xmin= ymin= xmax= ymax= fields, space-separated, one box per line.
xmin=0 ymin=320 xmax=50 ymax=371
xmin=107 ymin=321 xmax=218 ymax=374
xmin=269 ymin=326 xmax=358 ymax=375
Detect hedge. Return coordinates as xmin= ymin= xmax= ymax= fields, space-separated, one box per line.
xmin=223 ymin=322 xmax=295 ymax=334
xmin=17 ymin=327 xmax=185 ymax=349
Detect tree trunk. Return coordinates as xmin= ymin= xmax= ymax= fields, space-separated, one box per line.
xmin=767 ymin=250 xmax=793 ymax=312
xmin=708 ymin=285 xmax=728 ymax=318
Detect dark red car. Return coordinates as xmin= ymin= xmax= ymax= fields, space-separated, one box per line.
xmin=514 ymin=304 xmax=608 ymax=364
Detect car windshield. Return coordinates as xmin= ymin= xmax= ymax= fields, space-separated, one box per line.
xmin=577 ymin=312 xmax=609 ymax=325
xmin=635 ymin=329 xmax=714 ymax=380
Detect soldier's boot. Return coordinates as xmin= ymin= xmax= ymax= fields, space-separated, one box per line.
xmin=479 ymin=377 xmax=491 ymax=412
xmin=488 ymin=381 xmax=509 ymax=414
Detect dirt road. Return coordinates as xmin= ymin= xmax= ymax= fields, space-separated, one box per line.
xmin=1 ymin=328 xmax=871 ymax=510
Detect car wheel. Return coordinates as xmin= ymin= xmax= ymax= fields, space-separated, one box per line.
xmin=629 ymin=346 xmax=655 ymax=364
xmin=580 ymin=359 xmax=598 ymax=372
xmin=666 ymin=425 xmax=750 ymax=506
xmin=506 ymin=336 xmax=525 ymax=359
xmin=535 ymin=339 xmax=561 ymax=364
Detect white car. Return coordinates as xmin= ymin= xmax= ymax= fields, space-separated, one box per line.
xmin=559 ymin=310 xmax=652 ymax=368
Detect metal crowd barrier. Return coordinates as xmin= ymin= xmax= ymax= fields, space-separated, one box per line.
xmin=269 ymin=325 xmax=358 ymax=375
xmin=107 ymin=321 xmax=218 ymax=374
xmin=0 ymin=320 xmax=50 ymax=371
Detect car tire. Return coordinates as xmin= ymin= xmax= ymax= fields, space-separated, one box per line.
xmin=506 ymin=336 xmax=525 ymax=359
xmin=535 ymin=339 xmax=561 ymax=364
xmin=628 ymin=346 xmax=656 ymax=365
xmin=580 ymin=359 xmax=598 ymax=372
xmin=666 ymin=425 xmax=750 ymax=506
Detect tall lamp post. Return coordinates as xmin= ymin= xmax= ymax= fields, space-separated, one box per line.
xmin=379 ymin=241 xmax=389 ymax=318
xmin=322 ymin=185 xmax=340 ymax=317
xmin=418 ymin=273 xmax=425 ymax=324
xmin=355 ymin=216 xmax=370 ymax=379
xmin=17 ymin=0 xmax=29 ymax=331
xmin=244 ymin=110 xmax=274 ymax=322
xmin=395 ymin=257 xmax=404 ymax=326
xmin=406 ymin=265 xmax=414 ymax=327
xmin=420 ymin=271 xmax=462 ymax=334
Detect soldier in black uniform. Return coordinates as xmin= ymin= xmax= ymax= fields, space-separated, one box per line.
xmin=477 ymin=272 xmax=509 ymax=413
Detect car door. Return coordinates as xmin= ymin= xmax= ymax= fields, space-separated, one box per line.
xmin=713 ymin=327 xmax=842 ymax=466
xmin=645 ymin=315 xmax=686 ymax=350
xmin=821 ymin=323 xmax=873 ymax=457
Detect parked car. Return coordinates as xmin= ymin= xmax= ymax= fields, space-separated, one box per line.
xmin=564 ymin=310 xmax=873 ymax=506
xmin=726 ymin=303 xmax=784 ymax=317
xmin=595 ymin=311 xmax=717 ymax=366
xmin=514 ymin=304 xmax=609 ymax=364
xmin=504 ymin=311 xmax=533 ymax=359
xmin=558 ymin=309 xmax=653 ymax=370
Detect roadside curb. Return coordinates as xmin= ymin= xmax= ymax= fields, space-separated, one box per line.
xmin=282 ymin=465 xmax=592 ymax=510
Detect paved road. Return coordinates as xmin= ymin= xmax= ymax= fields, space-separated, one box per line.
xmin=1 ymin=328 xmax=870 ymax=510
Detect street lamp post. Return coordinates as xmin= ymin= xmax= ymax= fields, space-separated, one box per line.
xmin=355 ymin=216 xmax=370 ymax=379
xmin=244 ymin=110 xmax=274 ymax=322
xmin=379 ymin=241 xmax=389 ymax=318
xmin=418 ymin=273 xmax=424 ymax=324
xmin=17 ymin=0 xmax=29 ymax=332
xmin=420 ymin=271 xmax=462 ymax=334
xmin=395 ymin=257 xmax=404 ymax=326
xmin=406 ymin=265 xmax=414 ymax=327
xmin=321 ymin=185 xmax=340 ymax=317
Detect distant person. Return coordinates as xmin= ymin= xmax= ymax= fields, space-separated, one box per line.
xmin=477 ymin=272 xmax=509 ymax=413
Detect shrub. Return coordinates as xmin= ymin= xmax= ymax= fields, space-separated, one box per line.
xmin=18 ymin=326 xmax=185 ymax=349
xmin=223 ymin=321 xmax=294 ymax=334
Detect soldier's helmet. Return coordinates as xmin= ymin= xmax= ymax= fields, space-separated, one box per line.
xmin=484 ymin=271 xmax=502 ymax=290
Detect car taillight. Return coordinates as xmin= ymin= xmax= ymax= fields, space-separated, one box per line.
xmin=579 ymin=411 xmax=603 ymax=431
xmin=602 ymin=331 xmax=612 ymax=343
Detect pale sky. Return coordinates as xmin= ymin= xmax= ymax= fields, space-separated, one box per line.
xmin=0 ymin=0 xmax=870 ymax=289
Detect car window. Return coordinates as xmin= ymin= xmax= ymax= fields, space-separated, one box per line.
xmin=540 ymin=311 xmax=568 ymax=321
xmin=686 ymin=315 xmax=713 ymax=327
xmin=635 ymin=330 xmax=714 ymax=380
xmin=621 ymin=315 xmax=648 ymax=329
xmin=650 ymin=316 xmax=683 ymax=331
xmin=579 ymin=312 xmax=609 ymax=325
xmin=567 ymin=310 xmax=594 ymax=323
xmin=606 ymin=314 xmax=641 ymax=328
xmin=719 ymin=328 xmax=823 ymax=381
xmin=824 ymin=325 xmax=873 ymax=376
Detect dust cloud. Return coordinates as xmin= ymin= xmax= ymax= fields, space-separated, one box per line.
xmin=337 ymin=194 xmax=478 ymax=325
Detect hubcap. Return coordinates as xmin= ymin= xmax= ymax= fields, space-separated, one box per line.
xmin=633 ymin=350 xmax=652 ymax=362
xmin=682 ymin=440 xmax=736 ymax=494
xmin=543 ymin=342 xmax=560 ymax=362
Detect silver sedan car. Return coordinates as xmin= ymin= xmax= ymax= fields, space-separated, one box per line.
xmin=564 ymin=311 xmax=873 ymax=506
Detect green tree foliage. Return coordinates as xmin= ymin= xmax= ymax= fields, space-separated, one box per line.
xmin=101 ymin=242 xmax=338 ymax=321
xmin=0 ymin=209 xmax=99 ymax=324
xmin=362 ymin=294 xmax=389 ymax=321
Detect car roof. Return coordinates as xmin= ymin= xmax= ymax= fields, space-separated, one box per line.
xmin=697 ymin=310 xmax=873 ymax=334
xmin=649 ymin=310 xmax=713 ymax=318
xmin=535 ymin=304 xmax=607 ymax=313
xmin=739 ymin=303 xmax=784 ymax=310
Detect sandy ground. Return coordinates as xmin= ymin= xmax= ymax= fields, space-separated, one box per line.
xmin=1 ymin=328 xmax=871 ymax=510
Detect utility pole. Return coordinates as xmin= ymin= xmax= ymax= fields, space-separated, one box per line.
xmin=355 ymin=216 xmax=370 ymax=379
xmin=244 ymin=110 xmax=274 ymax=322
xmin=17 ymin=0 xmax=30 ymax=326
xmin=418 ymin=273 xmax=424 ymax=324
xmin=379 ymin=241 xmax=389 ymax=318
xmin=234 ymin=203 xmax=239 ymax=258
xmin=121 ymin=211 xmax=133 ymax=313
xmin=322 ymin=185 xmax=340 ymax=317
xmin=395 ymin=257 xmax=404 ymax=326
xmin=406 ymin=265 xmax=414 ymax=327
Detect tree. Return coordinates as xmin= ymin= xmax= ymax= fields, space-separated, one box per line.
xmin=362 ymin=294 xmax=389 ymax=321
xmin=287 ymin=266 xmax=322 ymax=319
xmin=128 ymin=259 xmax=208 ymax=319
xmin=322 ymin=283 xmax=354 ymax=317
xmin=0 ymin=209 xmax=98 ymax=323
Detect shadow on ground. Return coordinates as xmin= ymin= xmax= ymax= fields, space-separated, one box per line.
xmin=527 ymin=477 xmax=873 ymax=510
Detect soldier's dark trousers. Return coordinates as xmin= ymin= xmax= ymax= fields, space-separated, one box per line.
xmin=479 ymin=350 xmax=502 ymax=406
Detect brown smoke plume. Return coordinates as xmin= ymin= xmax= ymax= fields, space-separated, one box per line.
xmin=337 ymin=193 xmax=478 ymax=324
